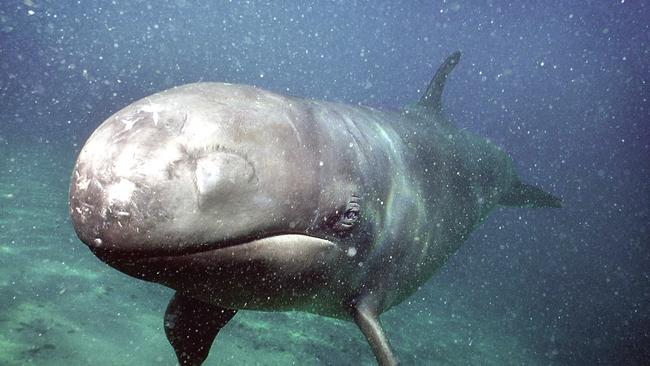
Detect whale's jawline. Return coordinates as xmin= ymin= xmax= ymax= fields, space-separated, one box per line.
xmin=90 ymin=233 xmax=337 ymax=264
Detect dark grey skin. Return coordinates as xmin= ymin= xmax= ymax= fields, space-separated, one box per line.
xmin=69 ymin=52 xmax=561 ymax=365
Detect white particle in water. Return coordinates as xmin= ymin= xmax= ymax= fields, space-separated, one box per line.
xmin=346 ymin=247 xmax=357 ymax=257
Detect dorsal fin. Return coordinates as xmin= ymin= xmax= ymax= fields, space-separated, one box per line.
xmin=418 ymin=51 xmax=461 ymax=112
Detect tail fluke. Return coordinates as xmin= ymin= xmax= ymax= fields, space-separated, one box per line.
xmin=499 ymin=181 xmax=562 ymax=208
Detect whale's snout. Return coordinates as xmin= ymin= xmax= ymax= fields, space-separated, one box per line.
xmin=69 ymin=82 xmax=323 ymax=263
xmin=69 ymin=138 xmax=267 ymax=257
xmin=69 ymin=172 xmax=161 ymax=252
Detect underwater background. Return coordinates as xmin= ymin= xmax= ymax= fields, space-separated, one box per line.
xmin=1 ymin=1 xmax=648 ymax=365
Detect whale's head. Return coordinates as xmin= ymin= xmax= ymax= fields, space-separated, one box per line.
xmin=69 ymin=83 xmax=369 ymax=312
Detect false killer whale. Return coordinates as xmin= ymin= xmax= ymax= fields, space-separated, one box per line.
xmin=69 ymin=51 xmax=561 ymax=365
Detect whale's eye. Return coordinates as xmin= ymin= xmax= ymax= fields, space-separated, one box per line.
xmin=342 ymin=206 xmax=359 ymax=224
xmin=333 ymin=198 xmax=360 ymax=231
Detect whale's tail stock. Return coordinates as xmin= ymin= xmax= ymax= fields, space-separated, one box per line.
xmin=499 ymin=180 xmax=563 ymax=208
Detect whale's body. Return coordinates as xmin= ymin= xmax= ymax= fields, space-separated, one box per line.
xmin=69 ymin=52 xmax=560 ymax=365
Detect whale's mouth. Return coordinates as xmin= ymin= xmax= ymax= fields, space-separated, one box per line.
xmin=90 ymin=234 xmax=337 ymax=264
xmin=89 ymin=234 xmax=342 ymax=293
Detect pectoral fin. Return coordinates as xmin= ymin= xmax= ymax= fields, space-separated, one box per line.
xmin=164 ymin=292 xmax=237 ymax=365
xmin=352 ymin=297 xmax=399 ymax=366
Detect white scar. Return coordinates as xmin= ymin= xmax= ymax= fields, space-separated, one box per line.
xmin=106 ymin=179 xmax=136 ymax=204
xmin=140 ymin=102 xmax=166 ymax=125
